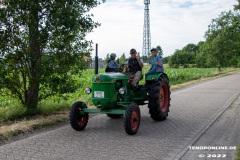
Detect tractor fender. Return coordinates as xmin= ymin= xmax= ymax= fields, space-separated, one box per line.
xmin=145 ymin=72 xmax=169 ymax=81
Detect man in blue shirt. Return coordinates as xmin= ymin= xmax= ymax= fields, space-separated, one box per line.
xmin=145 ymin=48 xmax=164 ymax=77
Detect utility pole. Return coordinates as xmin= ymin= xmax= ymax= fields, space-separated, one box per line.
xmin=142 ymin=0 xmax=151 ymax=63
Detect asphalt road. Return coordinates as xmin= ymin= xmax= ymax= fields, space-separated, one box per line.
xmin=181 ymin=94 xmax=240 ymax=160
xmin=0 ymin=73 xmax=239 ymax=160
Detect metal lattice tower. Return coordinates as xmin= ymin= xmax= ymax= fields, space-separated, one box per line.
xmin=142 ymin=0 xmax=151 ymax=61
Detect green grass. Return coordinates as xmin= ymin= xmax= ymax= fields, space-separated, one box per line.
xmin=37 ymin=99 xmax=72 ymax=115
xmin=0 ymin=89 xmax=19 ymax=107
xmin=0 ymin=67 xmax=239 ymax=122
xmin=165 ymin=68 xmax=223 ymax=85
xmin=236 ymin=145 xmax=240 ymax=160
xmin=0 ymin=104 xmax=26 ymax=122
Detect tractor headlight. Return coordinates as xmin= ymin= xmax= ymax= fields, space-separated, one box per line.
xmin=85 ymin=88 xmax=92 ymax=94
xmin=119 ymin=87 xmax=125 ymax=95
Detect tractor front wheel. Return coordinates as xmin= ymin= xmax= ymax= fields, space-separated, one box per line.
xmin=69 ymin=101 xmax=89 ymax=131
xmin=148 ymin=73 xmax=170 ymax=121
xmin=124 ymin=103 xmax=141 ymax=135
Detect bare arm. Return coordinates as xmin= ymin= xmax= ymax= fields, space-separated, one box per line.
xmin=136 ymin=53 xmax=143 ymax=68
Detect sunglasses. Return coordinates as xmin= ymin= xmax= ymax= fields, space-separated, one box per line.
xmin=130 ymin=52 xmax=136 ymax=54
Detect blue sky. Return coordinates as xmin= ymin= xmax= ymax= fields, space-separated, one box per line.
xmin=86 ymin=0 xmax=237 ymax=59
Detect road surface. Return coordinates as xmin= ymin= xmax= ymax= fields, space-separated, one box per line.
xmin=0 ymin=73 xmax=240 ymax=160
xmin=181 ymin=94 xmax=240 ymax=160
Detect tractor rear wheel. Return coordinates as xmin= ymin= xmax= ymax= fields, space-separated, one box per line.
xmin=69 ymin=101 xmax=89 ymax=131
xmin=124 ymin=103 xmax=141 ymax=135
xmin=107 ymin=114 xmax=123 ymax=119
xmin=148 ymin=73 xmax=170 ymax=121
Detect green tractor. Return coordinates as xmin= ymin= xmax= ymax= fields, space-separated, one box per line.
xmin=69 ymin=45 xmax=171 ymax=135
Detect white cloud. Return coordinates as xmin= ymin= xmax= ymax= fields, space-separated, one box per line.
xmin=86 ymin=0 xmax=237 ymax=59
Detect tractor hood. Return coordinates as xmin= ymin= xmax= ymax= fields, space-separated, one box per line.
xmin=92 ymin=73 xmax=129 ymax=83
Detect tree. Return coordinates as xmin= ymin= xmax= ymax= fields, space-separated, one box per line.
xmin=195 ymin=41 xmax=209 ymax=68
xmin=141 ymin=55 xmax=149 ymax=64
xmin=182 ymin=44 xmax=198 ymax=54
xmin=234 ymin=0 xmax=240 ymax=10
xmin=104 ymin=53 xmax=110 ymax=64
xmin=203 ymin=10 xmax=240 ymax=67
xmin=0 ymin=0 xmax=103 ymax=112
xmin=116 ymin=58 xmax=120 ymax=64
xmin=119 ymin=53 xmax=126 ymax=64
xmin=162 ymin=56 xmax=170 ymax=64
xmin=156 ymin=45 xmax=163 ymax=57
xmin=168 ymin=50 xmax=181 ymax=68
xmin=168 ymin=43 xmax=197 ymax=68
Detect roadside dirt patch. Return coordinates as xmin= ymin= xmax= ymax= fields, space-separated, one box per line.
xmin=0 ymin=111 xmax=68 ymax=145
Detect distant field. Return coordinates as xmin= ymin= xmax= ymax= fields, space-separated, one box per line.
xmin=0 ymin=67 xmax=239 ymax=122
xmin=80 ymin=65 xmax=236 ymax=86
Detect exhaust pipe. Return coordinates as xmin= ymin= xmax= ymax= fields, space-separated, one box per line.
xmin=95 ymin=43 xmax=98 ymax=75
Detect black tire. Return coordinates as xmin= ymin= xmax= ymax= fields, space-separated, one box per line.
xmin=124 ymin=103 xmax=141 ymax=135
xmin=107 ymin=114 xmax=123 ymax=119
xmin=69 ymin=101 xmax=89 ymax=131
xmin=148 ymin=73 xmax=171 ymax=121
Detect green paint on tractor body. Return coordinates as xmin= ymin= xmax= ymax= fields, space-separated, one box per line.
xmin=91 ymin=73 xmax=129 ymax=109
xmin=83 ymin=72 xmax=164 ymax=114
xmin=145 ymin=72 xmax=164 ymax=81
xmin=70 ymin=41 xmax=171 ymax=135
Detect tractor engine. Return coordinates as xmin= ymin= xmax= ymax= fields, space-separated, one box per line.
xmin=91 ymin=73 xmax=129 ymax=108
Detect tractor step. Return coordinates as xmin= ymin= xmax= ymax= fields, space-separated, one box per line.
xmin=83 ymin=108 xmax=125 ymax=115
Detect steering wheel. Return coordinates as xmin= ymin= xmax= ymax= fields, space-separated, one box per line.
xmin=118 ymin=64 xmax=134 ymax=73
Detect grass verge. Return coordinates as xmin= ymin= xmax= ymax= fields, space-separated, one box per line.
xmin=0 ymin=68 xmax=240 ymax=142
xmin=236 ymin=145 xmax=240 ymax=160
xmin=0 ymin=110 xmax=68 ymax=142
xmin=170 ymin=68 xmax=240 ymax=90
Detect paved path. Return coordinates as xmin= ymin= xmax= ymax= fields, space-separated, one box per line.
xmin=181 ymin=95 xmax=240 ymax=160
xmin=0 ymin=73 xmax=240 ymax=160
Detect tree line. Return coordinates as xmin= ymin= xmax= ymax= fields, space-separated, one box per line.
xmin=103 ymin=45 xmax=163 ymax=65
xmin=167 ymin=4 xmax=240 ymax=68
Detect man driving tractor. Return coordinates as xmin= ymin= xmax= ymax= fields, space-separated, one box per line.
xmin=123 ymin=48 xmax=144 ymax=88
